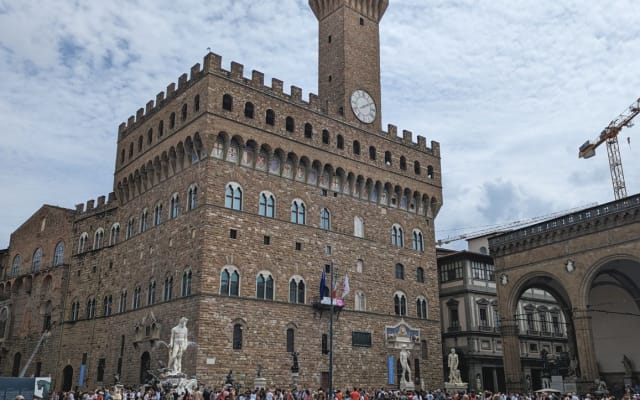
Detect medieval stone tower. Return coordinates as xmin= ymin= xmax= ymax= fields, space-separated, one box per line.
xmin=0 ymin=0 xmax=444 ymax=391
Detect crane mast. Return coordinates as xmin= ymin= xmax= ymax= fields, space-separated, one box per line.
xmin=579 ymin=97 xmax=640 ymax=200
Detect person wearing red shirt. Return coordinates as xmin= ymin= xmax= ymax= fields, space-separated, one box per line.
xmin=351 ymin=389 xmax=360 ymax=400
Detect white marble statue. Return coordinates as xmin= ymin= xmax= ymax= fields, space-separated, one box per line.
xmin=168 ymin=317 xmax=189 ymax=374
xmin=400 ymin=346 xmax=412 ymax=385
xmin=448 ymin=348 xmax=463 ymax=384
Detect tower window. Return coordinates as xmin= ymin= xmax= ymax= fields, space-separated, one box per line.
xmin=244 ymin=102 xmax=254 ymax=119
xmin=369 ymin=146 xmax=376 ymax=160
xmin=360 ymin=17 xmax=364 ymax=26
xmin=181 ymin=104 xmax=188 ymax=122
xmin=322 ymin=129 xmax=330 ymax=144
xmin=222 ymin=94 xmax=233 ymax=111
xmin=353 ymin=141 xmax=361 ymax=155
xmin=328 ymin=35 xmax=332 ymax=43
xmin=266 ymin=109 xmax=275 ymax=126
xmin=328 ymin=75 xmax=332 ymax=82
xmin=337 ymin=135 xmax=344 ymax=149
xmin=304 ymin=123 xmax=313 ymax=139
xmin=169 ymin=112 xmax=176 ymax=129
xmin=286 ymin=116 xmax=295 ymax=133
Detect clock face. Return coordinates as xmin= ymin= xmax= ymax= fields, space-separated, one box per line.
xmin=350 ymin=90 xmax=376 ymax=124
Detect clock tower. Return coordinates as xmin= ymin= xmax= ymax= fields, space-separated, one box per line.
xmin=309 ymin=0 xmax=388 ymax=130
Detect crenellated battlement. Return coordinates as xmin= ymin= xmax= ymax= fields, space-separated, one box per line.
xmin=117 ymin=52 xmax=439 ymax=157
xmin=74 ymin=192 xmax=117 ymax=218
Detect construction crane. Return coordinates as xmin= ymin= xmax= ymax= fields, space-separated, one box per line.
xmin=579 ymin=97 xmax=640 ymax=200
xmin=436 ymin=203 xmax=597 ymax=246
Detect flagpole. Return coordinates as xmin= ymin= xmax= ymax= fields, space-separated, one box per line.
xmin=329 ymin=260 xmax=334 ymax=399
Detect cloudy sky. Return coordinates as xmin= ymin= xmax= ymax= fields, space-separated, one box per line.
xmin=1 ymin=0 xmax=640 ymax=249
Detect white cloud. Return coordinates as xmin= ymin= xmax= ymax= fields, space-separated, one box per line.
xmin=1 ymin=1 xmax=640 ymax=248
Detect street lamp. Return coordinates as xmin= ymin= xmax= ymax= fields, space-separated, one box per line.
xmin=329 ymin=261 xmax=335 ymax=399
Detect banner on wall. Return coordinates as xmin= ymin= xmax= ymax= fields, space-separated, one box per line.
xmin=387 ymin=355 xmax=395 ymax=386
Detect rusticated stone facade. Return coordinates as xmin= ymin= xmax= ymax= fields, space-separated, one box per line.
xmin=0 ymin=0 xmax=444 ymax=391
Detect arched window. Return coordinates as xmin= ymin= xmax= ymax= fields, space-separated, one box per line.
xmin=170 ymin=193 xmax=180 ymax=219
xmin=181 ymin=104 xmax=188 ymax=122
xmin=104 ymin=295 xmax=113 ymax=316
xmin=353 ymin=141 xmax=361 ymax=155
xmin=164 ymin=275 xmax=173 ymax=301
xmin=140 ymin=208 xmax=149 ymax=232
xmin=355 ymin=291 xmax=366 ymax=311
xmin=119 ymin=290 xmax=127 ymax=313
xmin=158 ymin=120 xmax=164 ymax=138
xmin=286 ymin=327 xmax=295 ymax=353
xmin=32 ymin=248 xmax=42 ymax=272
xmin=133 ymin=286 xmax=141 ymax=309
xmin=244 ymin=102 xmax=254 ymax=119
xmin=12 ymin=353 xmax=21 ymax=377
xmin=369 ymin=146 xmax=376 ymax=160
xmin=400 ymin=156 xmax=407 ymax=171
xmin=0 ymin=307 xmax=8 ymax=338
xmin=259 ymin=192 xmax=275 ymax=218
xmin=109 ymin=224 xmax=120 ymax=246
xmin=78 ymin=233 xmax=88 ymax=254
xmin=138 ymin=136 xmax=143 ymax=152
xmin=320 ymin=208 xmax=331 ymax=231
xmin=126 ymin=217 xmax=135 ymax=239
xmin=391 ymin=224 xmax=404 ymax=247
xmin=168 ymin=112 xmax=176 ymax=129
xmin=416 ymin=267 xmax=425 ymax=283
xmin=222 ymin=94 xmax=233 ymax=111
xmin=87 ymin=298 xmax=97 ymax=319
xmin=304 ymin=123 xmax=313 ymax=139
xmin=416 ymin=298 xmax=428 ymax=319
xmin=11 ymin=255 xmax=20 ymax=277
xmin=412 ymin=229 xmax=424 ymax=252
xmin=385 ymin=151 xmax=392 ymax=166
xmin=414 ymin=161 xmax=421 ymax=175
xmin=153 ymin=203 xmax=163 ymax=226
xmin=394 ymin=292 xmax=407 ymax=316
xmin=395 ymin=263 xmax=405 ymax=280
xmin=187 ymin=185 xmax=198 ymax=211
xmin=129 ymin=142 xmax=134 ymax=158
xmin=148 ymin=281 xmax=156 ymax=305
xmin=221 ymin=267 xmax=240 ymax=296
xmin=286 ymin=116 xmax=295 ymax=132
xmin=71 ymin=301 xmax=80 ymax=321
xmin=427 ymin=165 xmax=434 ymax=179
xmin=181 ymin=270 xmax=192 ymax=296
xmin=354 ymin=216 xmax=364 ymax=238
xmin=256 ymin=272 xmax=274 ymax=300
xmin=337 ymin=134 xmax=344 ymax=149
xmin=291 ymin=200 xmax=306 ymax=225
xmin=120 ymin=149 xmax=125 ymax=163
xmin=225 ymin=183 xmax=243 ymax=211
xmin=232 ymin=323 xmax=243 ymax=350
xmin=266 ymin=109 xmax=275 ymax=125
xmin=147 ymin=128 xmax=153 ymax=145
xmin=289 ymin=277 xmax=305 ymax=304
xmin=53 ymin=241 xmax=65 ymax=267
xmin=322 ymin=129 xmax=330 ymax=144
xmin=194 ymin=95 xmax=200 ymax=112
xmin=94 ymin=229 xmax=105 ymax=250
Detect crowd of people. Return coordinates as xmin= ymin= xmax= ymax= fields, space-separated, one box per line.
xmin=31 ymin=385 xmax=640 ymax=400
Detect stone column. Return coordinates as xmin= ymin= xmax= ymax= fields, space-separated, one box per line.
xmin=572 ymin=308 xmax=599 ymax=381
xmin=501 ymin=319 xmax=523 ymax=393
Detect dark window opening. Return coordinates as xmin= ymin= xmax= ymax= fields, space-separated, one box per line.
xmin=229 ymin=229 xmax=237 ymax=239
xmin=158 ymin=120 xmax=164 ymax=138
xmin=286 ymin=328 xmax=295 ymax=353
xmin=322 ymin=129 xmax=330 ymax=144
xmin=414 ymin=161 xmax=421 ymax=175
xmin=244 ymin=102 xmax=254 ymax=119
xmin=337 ymin=135 xmax=344 ymax=149
xmin=328 ymin=75 xmax=332 ymax=82
xmin=222 ymin=94 xmax=233 ymax=111
xmin=181 ymin=104 xmax=188 ymax=122
xmin=353 ymin=141 xmax=361 ymax=155
xmin=286 ymin=116 xmax=295 ymax=132
xmin=304 ymin=123 xmax=313 ymax=139
xmin=322 ymin=334 xmax=329 ymax=354
xmin=147 ymin=128 xmax=153 ymax=145
xmin=385 ymin=151 xmax=392 ymax=166
xmin=295 ymin=242 xmax=302 ymax=251
xmin=266 ymin=109 xmax=275 ymax=125
xmin=263 ymin=235 xmax=270 ymax=245
xmin=194 ymin=95 xmax=200 ymax=112
xmin=328 ymin=35 xmax=332 ymax=43
xmin=233 ymin=324 xmax=243 ymax=350
xmin=360 ymin=17 xmax=364 ymax=25
xmin=369 ymin=146 xmax=376 ymax=160
xmin=400 ymin=156 xmax=407 ymax=170
xmin=169 ymin=112 xmax=176 ymax=129
xmin=138 ymin=136 xmax=143 ymax=152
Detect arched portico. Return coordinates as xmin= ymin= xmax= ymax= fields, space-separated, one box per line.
xmin=491 ymin=196 xmax=640 ymax=394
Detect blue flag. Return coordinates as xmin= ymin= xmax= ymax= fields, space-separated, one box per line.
xmin=320 ymin=270 xmax=328 ymax=298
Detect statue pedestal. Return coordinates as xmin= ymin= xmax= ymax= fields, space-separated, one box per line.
xmin=444 ymin=383 xmax=468 ymax=394
xmin=254 ymin=377 xmax=266 ymax=390
xmin=400 ymin=381 xmax=415 ymax=392
xmin=291 ymin=373 xmax=299 ymax=387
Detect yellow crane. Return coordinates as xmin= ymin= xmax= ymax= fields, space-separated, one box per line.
xmin=579 ymin=97 xmax=640 ymax=199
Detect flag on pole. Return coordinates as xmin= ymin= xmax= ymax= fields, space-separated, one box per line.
xmin=341 ymin=274 xmax=350 ymax=298
xmin=320 ymin=270 xmax=329 ymax=298
xmin=331 ymin=275 xmax=338 ymax=298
